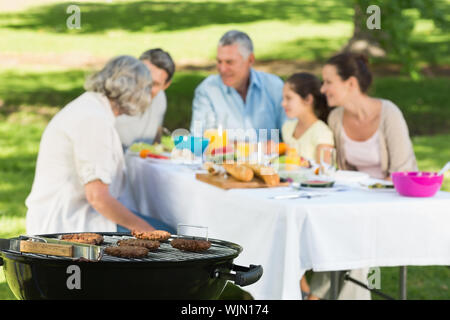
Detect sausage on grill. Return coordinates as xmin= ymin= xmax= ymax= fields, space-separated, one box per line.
xmin=132 ymin=230 xmax=171 ymax=241
xmin=104 ymin=246 xmax=149 ymax=258
xmin=170 ymin=238 xmax=211 ymax=252
xmin=117 ymin=239 xmax=160 ymax=251
xmin=61 ymin=233 xmax=104 ymax=245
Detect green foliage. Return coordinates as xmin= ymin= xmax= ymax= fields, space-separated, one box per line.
xmin=355 ymin=0 xmax=449 ymax=78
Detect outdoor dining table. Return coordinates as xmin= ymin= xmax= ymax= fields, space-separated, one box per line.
xmin=121 ymin=154 xmax=450 ymax=300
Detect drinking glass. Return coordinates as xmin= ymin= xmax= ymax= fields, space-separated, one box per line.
xmin=319 ymin=147 xmax=337 ymax=177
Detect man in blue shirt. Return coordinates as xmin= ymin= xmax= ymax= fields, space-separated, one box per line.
xmin=190 ymin=30 xmax=287 ymax=141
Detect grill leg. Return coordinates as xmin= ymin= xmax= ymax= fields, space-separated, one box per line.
xmin=329 ymin=271 xmax=341 ymax=300
xmin=399 ymin=266 xmax=407 ymax=300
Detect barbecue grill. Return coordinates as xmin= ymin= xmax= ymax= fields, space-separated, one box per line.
xmin=0 ymin=232 xmax=263 ymax=300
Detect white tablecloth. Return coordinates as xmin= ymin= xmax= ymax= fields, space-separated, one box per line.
xmin=122 ymin=155 xmax=450 ymax=300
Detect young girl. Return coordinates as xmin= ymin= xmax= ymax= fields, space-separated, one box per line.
xmin=281 ymin=72 xmax=334 ymax=164
xmin=281 ymin=72 xmax=334 ymax=300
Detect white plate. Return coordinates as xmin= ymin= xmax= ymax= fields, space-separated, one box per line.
xmin=291 ymin=182 xmax=349 ymax=192
xmin=334 ymin=170 xmax=370 ymax=183
xmin=358 ymin=178 xmax=395 ymax=192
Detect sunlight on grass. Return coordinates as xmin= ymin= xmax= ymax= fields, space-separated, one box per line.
xmin=0 ymin=0 xmax=353 ymax=62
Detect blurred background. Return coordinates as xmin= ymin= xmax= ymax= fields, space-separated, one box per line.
xmin=0 ymin=0 xmax=449 ymax=299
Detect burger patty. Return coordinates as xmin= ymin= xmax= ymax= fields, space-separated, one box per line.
xmin=61 ymin=233 xmax=104 ymax=245
xmin=117 ymin=239 xmax=160 ymax=251
xmin=170 ymin=238 xmax=211 ymax=252
xmin=104 ymin=245 xmax=149 ymax=258
xmin=132 ymin=230 xmax=171 ymax=241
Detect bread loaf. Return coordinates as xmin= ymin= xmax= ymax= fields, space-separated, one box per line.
xmin=244 ymin=164 xmax=280 ymax=186
xmin=222 ymin=164 xmax=254 ymax=182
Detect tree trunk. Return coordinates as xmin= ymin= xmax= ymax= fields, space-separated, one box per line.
xmin=343 ymin=2 xmax=386 ymax=57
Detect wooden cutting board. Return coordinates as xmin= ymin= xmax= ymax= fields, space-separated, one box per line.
xmin=196 ymin=173 xmax=289 ymax=190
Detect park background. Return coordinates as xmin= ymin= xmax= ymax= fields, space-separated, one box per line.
xmin=0 ymin=0 xmax=449 ymax=299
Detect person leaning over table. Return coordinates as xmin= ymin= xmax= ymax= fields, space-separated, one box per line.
xmin=115 ymin=48 xmax=175 ymax=149
xmin=189 ymin=30 xmax=287 ymax=140
xmin=302 ymin=52 xmax=419 ymax=301
xmin=25 ymin=56 xmax=175 ymax=235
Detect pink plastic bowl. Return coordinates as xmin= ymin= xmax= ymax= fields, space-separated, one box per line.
xmin=391 ymin=171 xmax=443 ymax=197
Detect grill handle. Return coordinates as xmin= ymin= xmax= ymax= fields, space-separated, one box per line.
xmin=214 ymin=264 xmax=263 ymax=287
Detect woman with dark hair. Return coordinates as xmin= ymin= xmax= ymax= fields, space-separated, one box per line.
xmin=305 ymin=52 xmax=418 ymax=300
xmin=281 ymin=72 xmax=334 ymax=163
xmin=321 ymin=52 xmax=417 ymax=179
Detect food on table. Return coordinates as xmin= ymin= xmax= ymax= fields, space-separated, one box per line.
xmin=60 ymin=233 xmax=104 ymax=245
xmin=207 ymin=145 xmax=235 ymax=162
xmin=301 ymin=180 xmax=335 ymax=188
xmin=117 ymin=239 xmax=160 ymax=251
xmin=278 ymin=142 xmax=288 ymax=155
xmin=140 ymin=149 xmax=150 ymax=158
xmin=283 ymin=148 xmax=311 ymax=168
xmin=203 ymin=162 xmax=225 ymax=175
xmin=140 ymin=149 xmax=170 ymax=160
xmin=132 ymin=230 xmax=171 ymax=241
xmin=104 ymin=245 xmax=149 ymax=258
xmin=244 ymin=164 xmax=280 ymax=186
xmin=130 ymin=142 xmax=164 ymax=155
xmin=368 ymin=183 xmax=394 ymax=189
xmin=272 ymin=154 xmax=311 ymax=169
xmin=161 ymin=135 xmax=175 ymax=152
xmin=222 ymin=163 xmax=254 ymax=182
xmin=171 ymin=238 xmax=211 ymax=252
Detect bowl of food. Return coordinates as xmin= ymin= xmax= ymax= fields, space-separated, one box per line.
xmin=391 ymin=171 xmax=443 ymax=197
xmin=173 ymin=136 xmax=209 ymax=157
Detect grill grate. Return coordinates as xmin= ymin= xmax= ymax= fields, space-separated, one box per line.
xmin=5 ymin=234 xmax=240 ymax=263
xmin=100 ymin=235 xmax=238 ymax=262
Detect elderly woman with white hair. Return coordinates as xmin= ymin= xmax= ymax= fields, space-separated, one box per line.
xmin=25 ymin=55 xmax=175 ymax=235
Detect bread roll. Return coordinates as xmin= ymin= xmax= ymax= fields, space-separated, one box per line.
xmin=222 ymin=164 xmax=254 ymax=182
xmin=245 ymin=164 xmax=280 ymax=186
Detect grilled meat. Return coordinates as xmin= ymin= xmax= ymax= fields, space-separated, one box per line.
xmin=117 ymin=239 xmax=160 ymax=251
xmin=104 ymin=245 xmax=149 ymax=258
xmin=61 ymin=233 xmax=104 ymax=245
xmin=132 ymin=230 xmax=171 ymax=241
xmin=171 ymin=238 xmax=211 ymax=252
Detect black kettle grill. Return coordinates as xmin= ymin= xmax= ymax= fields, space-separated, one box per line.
xmin=0 ymin=232 xmax=263 ymax=300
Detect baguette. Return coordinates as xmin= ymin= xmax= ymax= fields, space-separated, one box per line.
xmin=245 ymin=164 xmax=280 ymax=186
xmin=222 ymin=163 xmax=254 ymax=182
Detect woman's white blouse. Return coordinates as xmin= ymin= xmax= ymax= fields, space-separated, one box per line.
xmin=25 ymin=92 xmax=125 ymax=235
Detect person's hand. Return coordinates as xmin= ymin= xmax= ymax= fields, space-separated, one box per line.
xmin=134 ymin=221 xmax=156 ymax=232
